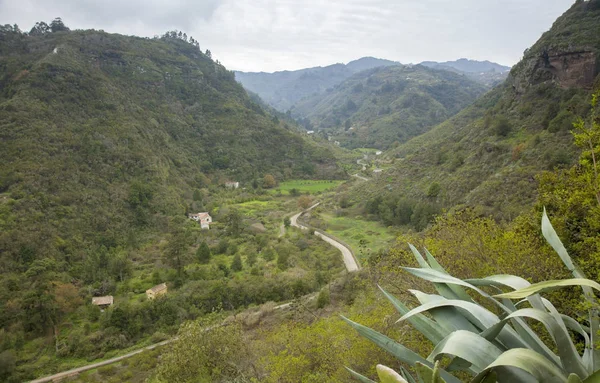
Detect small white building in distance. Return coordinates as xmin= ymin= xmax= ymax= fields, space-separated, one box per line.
xmin=376 ymin=151 xmax=383 ymax=155
xmin=189 ymin=212 xmax=212 ymax=229
xmin=225 ymin=181 xmax=239 ymax=189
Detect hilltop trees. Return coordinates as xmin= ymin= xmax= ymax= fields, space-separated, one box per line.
xmin=49 ymin=18 xmax=69 ymax=32
xmin=29 ymin=18 xmax=69 ymax=35
xmin=29 ymin=21 xmax=49 ymax=35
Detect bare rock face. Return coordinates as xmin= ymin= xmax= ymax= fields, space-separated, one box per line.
xmin=511 ymin=49 xmax=598 ymax=93
xmin=541 ymin=50 xmax=597 ymax=89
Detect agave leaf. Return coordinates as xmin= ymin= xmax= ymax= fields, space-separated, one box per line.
xmin=342 ymin=316 xmax=429 ymax=366
xmin=541 ymin=298 xmax=590 ymax=348
xmin=400 ymin=295 xmax=500 ymax=330
xmin=403 ymin=268 xmax=484 ymax=294
xmin=404 ymin=267 xmax=557 ymax=362
xmin=467 ymin=274 xmax=546 ymax=311
xmin=415 ymin=361 xmax=447 ymax=383
xmin=465 ymin=275 xmax=530 ymax=292
xmin=445 ymin=356 xmax=473 ymax=372
xmin=400 ymin=292 xmax=527 ymax=351
xmin=341 ymin=316 xmax=462 ymax=383
xmin=378 ymin=286 xmax=447 ymax=344
xmin=542 ymin=209 xmax=600 ymax=371
xmin=377 ymin=365 xmax=408 ymax=383
xmin=568 ymin=373 xmax=584 ymax=383
xmin=494 ymin=279 xmax=600 ymax=300
xmin=409 ymin=244 xmax=430 ymax=269
xmin=477 ymin=371 xmax=498 ymax=383
xmin=346 ymin=367 xmax=377 ymax=383
xmin=427 ymin=330 xmax=503 ymax=373
xmin=472 ymin=348 xmax=568 ymax=383
xmin=400 ymin=367 xmax=417 ymax=383
xmin=424 ymin=248 xmax=473 ymax=302
xmin=542 ymin=209 xmax=582 ymax=278
xmin=407 ymin=291 xmax=481 ymax=334
xmin=503 ymin=308 xmax=587 ymax=377
xmin=582 ymin=369 xmax=600 ymax=382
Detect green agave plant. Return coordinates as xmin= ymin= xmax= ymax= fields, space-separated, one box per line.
xmin=344 ymin=209 xmax=600 ymax=383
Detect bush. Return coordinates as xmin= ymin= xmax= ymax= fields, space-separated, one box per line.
xmin=493 ymin=116 xmax=512 ymax=137
xmin=548 ymin=110 xmax=576 ymax=133
xmin=230 ymin=254 xmax=243 ymax=272
xmin=0 ymin=350 xmax=16 ymax=381
xmin=316 ymin=288 xmax=330 ymax=309
xmin=426 ymin=183 xmax=441 ymax=198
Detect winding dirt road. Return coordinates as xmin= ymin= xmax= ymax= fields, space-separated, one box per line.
xmin=290 ymin=203 xmax=360 ymax=272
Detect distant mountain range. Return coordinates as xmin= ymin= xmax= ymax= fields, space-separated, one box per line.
xmin=419 ymin=58 xmax=511 ymax=73
xmin=419 ymin=59 xmax=511 ymax=86
xmin=236 ymin=57 xmax=511 ymax=112
xmin=290 ymin=65 xmax=487 ymax=149
xmin=234 ymin=57 xmax=399 ymax=111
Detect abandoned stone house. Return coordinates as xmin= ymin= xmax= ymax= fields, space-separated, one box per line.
xmin=146 ymin=283 xmax=167 ymax=300
xmin=91 ymin=296 xmax=114 ymax=310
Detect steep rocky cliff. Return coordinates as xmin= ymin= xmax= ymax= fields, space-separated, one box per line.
xmin=511 ymin=0 xmax=600 ymax=92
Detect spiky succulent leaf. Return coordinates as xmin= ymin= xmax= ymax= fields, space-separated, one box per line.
xmin=472 ymin=348 xmax=568 ymax=383
xmin=377 ymin=365 xmax=409 ymax=383
xmin=494 ymin=279 xmax=600 ymax=300
xmin=346 ymin=367 xmax=377 ymax=383
xmin=424 ymin=248 xmax=473 ymax=302
xmin=427 ymin=330 xmax=502 ymax=373
xmin=542 ymin=209 xmax=600 ymax=372
xmin=341 ymin=315 xmax=462 ymax=383
xmin=378 ymin=286 xmax=446 ymax=344
xmin=341 ymin=316 xmax=429 ymax=365
xmin=415 ymin=361 xmax=447 ymax=383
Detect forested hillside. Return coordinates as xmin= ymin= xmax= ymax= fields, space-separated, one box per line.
xmin=0 ymin=24 xmax=342 ymax=265
xmin=352 ymin=0 xmax=600 ymax=227
xmin=234 ymin=57 xmax=399 ymax=112
xmin=0 ymin=22 xmax=346 ymax=381
xmin=290 ymin=65 xmax=487 ymax=149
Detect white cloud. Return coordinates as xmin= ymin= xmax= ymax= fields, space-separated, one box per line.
xmin=0 ymin=0 xmax=576 ymax=72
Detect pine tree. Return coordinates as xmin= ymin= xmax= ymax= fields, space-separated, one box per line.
xmin=230 ymin=254 xmax=242 ymax=272
xmin=196 ymin=241 xmax=211 ymax=264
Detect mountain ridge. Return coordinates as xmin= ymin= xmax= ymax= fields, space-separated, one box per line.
xmin=236 ymin=57 xmax=512 ymax=112
xmin=234 ymin=57 xmax=399 ymax=112
xmin=290 ymin=64 xmax=488 ymax=149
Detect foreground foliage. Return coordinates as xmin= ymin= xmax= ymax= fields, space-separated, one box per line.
xmin=345 ymin=210 xmax=600 ymax=382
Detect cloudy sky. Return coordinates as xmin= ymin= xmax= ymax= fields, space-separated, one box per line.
xmin=0 ymin=0 xmax=575 ymax=72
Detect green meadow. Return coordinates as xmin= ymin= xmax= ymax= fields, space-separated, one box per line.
xmin=320 ymin=213 xmax=396 ymax=262
xmin=269 ymin=180 xmax=345 ymax=195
